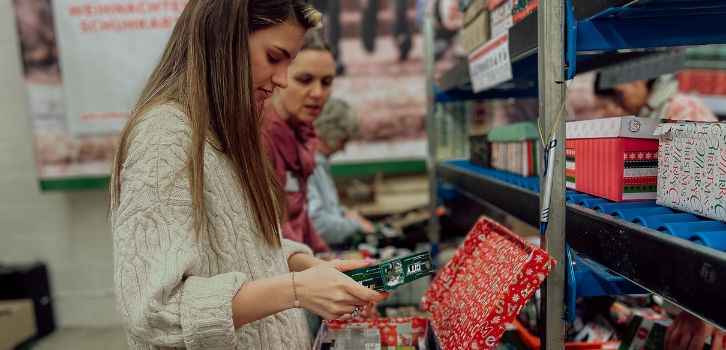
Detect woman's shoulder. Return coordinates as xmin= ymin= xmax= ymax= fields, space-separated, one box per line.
xmin=135 ymin=103 xmax=191 ymax=134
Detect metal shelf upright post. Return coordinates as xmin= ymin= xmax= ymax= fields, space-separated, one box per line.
xmin=538 ymin=0 xmax=567 ymax=348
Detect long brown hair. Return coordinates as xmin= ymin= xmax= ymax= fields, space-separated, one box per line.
xmin=110 ymin=0 xmax=321 ymax=248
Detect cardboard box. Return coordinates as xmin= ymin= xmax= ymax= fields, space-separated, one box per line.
xmin=566 ymin=116 xmax=661 ymax=202
xmin=469 ymin=133 xmax=491 ymax=167
xmin=511 ymin=0 xmax=537 ymax=24
xmin=0 ymin=299 xmax=36 ymax=350
xmin=316 ymin=317 xmax=429 ymax=349
xmin=315 ymin=217 xmax=555 ymax=350
xmin=618 ymin=316 xmax=669 ymax=350
xmin=489 ymin=0 xmax=513 ymax=37
xmin=489 ymin=122 xmax=540 ymax=177
xmin=462 ymin=0 xmax=490 ymax=53
xmin=654 ymin=122 xmax=726 ymax=221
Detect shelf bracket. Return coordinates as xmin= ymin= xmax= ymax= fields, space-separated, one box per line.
xmin=565 ymin=0 xmax=578 ymax=80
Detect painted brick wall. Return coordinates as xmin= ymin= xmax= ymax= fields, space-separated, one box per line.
xmin=0 ymin=1 xmax=120 ymax=328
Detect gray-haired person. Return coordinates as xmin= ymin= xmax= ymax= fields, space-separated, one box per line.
xmin=308 ymin=98 xmax=375 ymax=248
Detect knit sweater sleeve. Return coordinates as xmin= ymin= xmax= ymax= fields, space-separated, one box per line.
xmin=281 ymin=238 xmax=313 ymax=262
xmin=112 ymin=106 xmax=246 ymax=349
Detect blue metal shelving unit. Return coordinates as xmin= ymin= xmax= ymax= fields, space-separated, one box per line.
xmin=437 ymin=158 xmax=726 ymax=329
xmin=432 ymin=0 xmax=726 ymax=333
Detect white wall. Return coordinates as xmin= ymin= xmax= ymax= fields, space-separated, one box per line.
xmin=0 ymin=1 xmax=120 ymax=328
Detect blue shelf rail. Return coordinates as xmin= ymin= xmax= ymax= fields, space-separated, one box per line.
xmin=565 ymin=246 xmax=648 ymax=323
xmin=566 ymin=191 xmax=726 ymax=252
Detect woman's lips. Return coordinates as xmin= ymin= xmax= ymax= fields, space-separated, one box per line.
xmin=257 ymin=88 xmax=272 ymax=100
xmin=305 ymin=105 xmax=321 ymax=115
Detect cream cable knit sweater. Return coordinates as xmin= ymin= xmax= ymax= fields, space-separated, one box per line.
xmin=111 ymin=104 xmax=311 ymax=349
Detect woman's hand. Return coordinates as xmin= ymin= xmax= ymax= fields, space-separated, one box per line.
xmin=665 ymin=312 xmax=724 ymax=350
xmin=296 ymin=260 xmax=389 ymax=320
xmin=346 ymin=211 xmax=376 ymax=234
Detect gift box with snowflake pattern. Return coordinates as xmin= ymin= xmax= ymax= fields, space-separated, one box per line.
xmin=421 ymin=216 xmax=555 ymax=350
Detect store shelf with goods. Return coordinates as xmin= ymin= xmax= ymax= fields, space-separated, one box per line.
xmin=436 ymin=159 xmax=540 ymax=227
xmin=435 ymin=0 xmax=726 ymax=101
xmin=437 ymin=159 xmax=726 ymax=329
xmin=568 ymin=206 xmax=726 ymax=330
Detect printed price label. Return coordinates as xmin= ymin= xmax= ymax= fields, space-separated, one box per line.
xmin=468 ymin=33 xmax=512 ymax=93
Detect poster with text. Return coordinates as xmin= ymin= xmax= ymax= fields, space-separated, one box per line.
xmin=12 ymin=0 xmax=186 ymax=181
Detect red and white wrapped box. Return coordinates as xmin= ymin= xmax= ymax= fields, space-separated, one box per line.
xmin=654 ymin=122 xmax=726 ymax=221
xmin=566 ymin=116 xmax=661 ymax=202
xmin=422 ymin=216 xmax=555 ymax=350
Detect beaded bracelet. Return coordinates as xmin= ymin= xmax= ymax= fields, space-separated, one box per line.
xmin=291 ymin=272 xmax=301 ymax=309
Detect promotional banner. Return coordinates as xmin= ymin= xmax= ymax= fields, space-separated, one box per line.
xmin=12 ymin=0 xmax=182 ymax=183
xmin=14 ymin=0 xmax=431 ymax=187
xmin=52 ymin=0 xmax=184 ymax=137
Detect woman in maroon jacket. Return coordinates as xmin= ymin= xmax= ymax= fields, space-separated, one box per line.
xmin=263 ymin=31 xmax=335 ymax=253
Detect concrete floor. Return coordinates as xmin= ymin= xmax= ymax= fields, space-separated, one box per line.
xmin=30 ymin=328 xmax=127 ymax=350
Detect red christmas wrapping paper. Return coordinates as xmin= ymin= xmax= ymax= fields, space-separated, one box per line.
xmin=655 ymin=122 xmax=726 ymax=222
xmin=421 ymin=216 xmax=556 ymax=350
xmin=566 ymin=117 xmax=660 ymax=202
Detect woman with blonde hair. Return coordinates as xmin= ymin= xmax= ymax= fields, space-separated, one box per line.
xmin=263 ymin=30 xmax=336 ymax=253
xmin=110 ymin=1 xmax=387 ymax=349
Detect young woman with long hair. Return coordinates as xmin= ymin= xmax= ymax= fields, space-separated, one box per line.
xmin=110 ymin=1 xmax=386 ymax=349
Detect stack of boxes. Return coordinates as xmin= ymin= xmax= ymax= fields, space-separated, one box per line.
xmin=489 ymin=122 xmax=540 ymax=177
xmin=461 ymin=0 xmax=490 ymax=54
xmin=459 ymin=0 xmax=536 ymax=54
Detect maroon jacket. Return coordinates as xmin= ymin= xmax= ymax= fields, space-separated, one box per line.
xmin=263 ymin=106 xmax=331 ymax=253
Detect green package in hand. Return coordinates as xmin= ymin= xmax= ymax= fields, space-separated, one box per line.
xmin=345 ymin=251 xmax=433 ymax=291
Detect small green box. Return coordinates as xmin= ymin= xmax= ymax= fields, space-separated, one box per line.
xmin=345 ymin=252 xmax=433 ymax=291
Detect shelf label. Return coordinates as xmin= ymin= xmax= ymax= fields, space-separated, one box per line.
xmin=468 ymin=33 xmax=512 ymax=93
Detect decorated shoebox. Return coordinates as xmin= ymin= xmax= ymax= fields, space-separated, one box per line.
xmin=654 ymin=122 xmax=726 ymax=222
xmin=421 ymin=216 xmax=555 ymax=349
xmin=566 ymin=116 xmax=661 ymax=202
xmin=315 ymin=216 xmax=555 ymax=350
xmin=489 ymin=122 xmax=540 ymax=177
